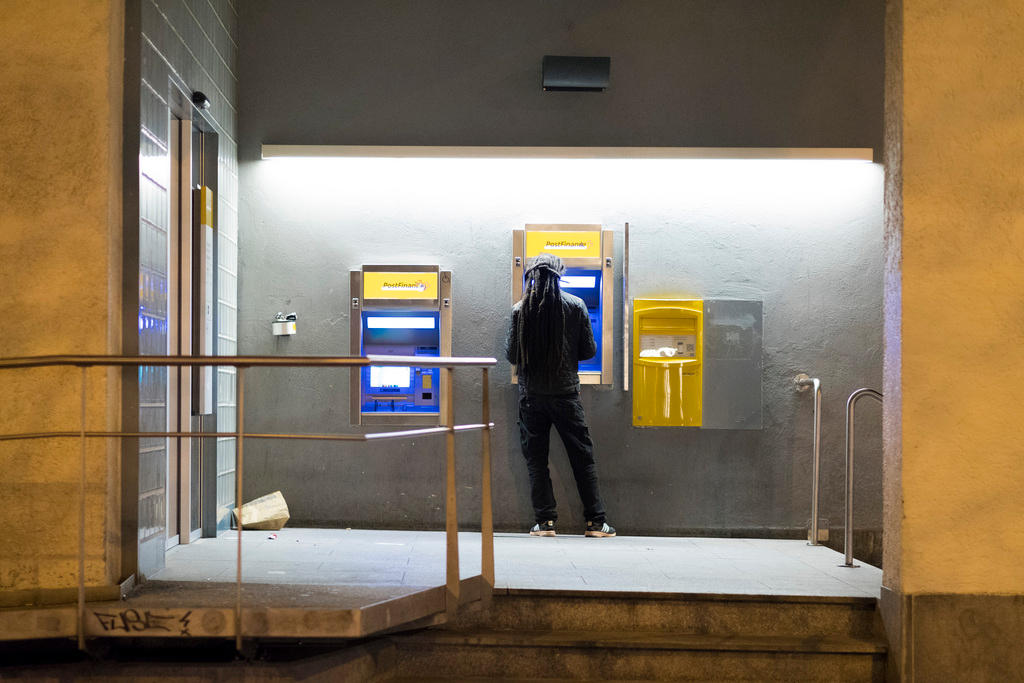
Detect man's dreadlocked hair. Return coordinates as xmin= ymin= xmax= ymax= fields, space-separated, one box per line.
xmin=514 ymin=253 xmax=567 ymax=378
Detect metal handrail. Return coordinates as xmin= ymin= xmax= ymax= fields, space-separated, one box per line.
xmin=0 ymin=353 xmax=497 ymax=652
xmin=841 ymin=387 xmax=883 ymax=568
xmin=0 ymin=353 xmax=496 ymax=369
xmin=795 ymin=374 xmax=823 ymax=545
xmin=0 ymin=424 xmax=494 ymax=442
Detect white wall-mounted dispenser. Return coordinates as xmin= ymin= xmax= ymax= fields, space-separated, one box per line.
xmin=272 ymin=312 xmax=297 ymax=336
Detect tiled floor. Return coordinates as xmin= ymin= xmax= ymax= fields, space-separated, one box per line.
xmin=153 ymin=529 xmax=882 ymax=599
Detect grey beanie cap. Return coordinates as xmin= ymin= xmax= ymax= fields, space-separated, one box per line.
xmin=526 ymin=252 xmax=565 ymax=277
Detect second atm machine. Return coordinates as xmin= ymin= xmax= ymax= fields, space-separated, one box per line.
xmin=512 ymin=224 xmax=613 ymax=385
xmin=350 ymin=265 xmax=452 ymax=425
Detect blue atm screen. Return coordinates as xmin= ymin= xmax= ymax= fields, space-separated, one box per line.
xmin=360 ymin=311 xmax=441 ymax=415
xmin=560 ymin=267 xmax=602 ymax=373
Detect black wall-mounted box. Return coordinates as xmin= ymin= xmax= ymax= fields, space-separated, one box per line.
xmin=542 ymin=55 xmax=611 ymax=92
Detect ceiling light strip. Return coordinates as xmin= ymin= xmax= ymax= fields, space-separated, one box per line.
xmin=261 ymin=145 xmax=873 ymax=161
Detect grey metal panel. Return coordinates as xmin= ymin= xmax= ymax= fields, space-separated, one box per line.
xmin=600 ymin=230 xmax=613 ymax=385
xmin=439 ymin=269 xmax=453 ymax=423
xmin=511 ymin=229 xmax=525 ymax=308
xmin=702 ymin=300 xmax=763 ymax=430
xmin=350 ymin=270 xmax=362 ymax=425
xmin=510 ymin=230 xmax=524 ymax=383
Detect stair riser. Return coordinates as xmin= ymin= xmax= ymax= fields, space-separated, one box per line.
xmin=389 ymin=644 xmax=885 ymax=682
xmin=450 ymin=597 xmax=877 ymax=638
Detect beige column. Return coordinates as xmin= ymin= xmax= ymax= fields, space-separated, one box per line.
xmin=0 ymin=1 xmax=124 ymax=592
xmin=884 ymin=0 xmax=1024 ymax=678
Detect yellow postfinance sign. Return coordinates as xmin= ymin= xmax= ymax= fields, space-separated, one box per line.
xmin=526 ymin=231 xmax=601 ymax=258
xmin=363 ymin=271 xmax=439 ymax=300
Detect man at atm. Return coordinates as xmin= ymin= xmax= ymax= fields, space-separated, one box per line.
xmin=506 ymin=253 xmax=616 ymax=538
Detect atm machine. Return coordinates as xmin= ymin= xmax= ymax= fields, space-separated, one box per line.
xmin=511 ymin=224 xmax=613 ymax=385
xmin=350 ymin=265 xmax=452 ymax=425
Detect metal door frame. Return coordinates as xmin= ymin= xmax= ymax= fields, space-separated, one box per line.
xmin=166 ymin=102 xmax=218 ymax=547
xmin=167 ymin=116 xmax=194 ymax=548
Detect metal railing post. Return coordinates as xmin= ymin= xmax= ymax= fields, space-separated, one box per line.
xmin=795 ymin=374 xmax=823 ymax=545
xmin=842 ymin=387 xmax=882 ymax=568
xmin=77 ymin=366 xmax=87 ymax=651
xmin=444 ymin=366 xmax=459 ymax=618
xmin=480 ymin=368 xmax=494 ymax=606
xmin=234 ymin=366 xmax=246 ymax=652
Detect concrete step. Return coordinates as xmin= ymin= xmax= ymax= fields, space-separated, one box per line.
xmin=385 ymin=629 xmax=886 ymax=682
xmin=397 ymin=629 xmax=887 ymax=654
xmin=446 ymin=589 xmax=880 ymax=639
xmin=378 ymin=589 xmax=886 ymax=681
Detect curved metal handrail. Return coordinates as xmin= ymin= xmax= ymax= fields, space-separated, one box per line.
xmin=795 ymin=374 xmax=823 ymax=545
xmin=841 ymin=387 xmax=883 ymax=568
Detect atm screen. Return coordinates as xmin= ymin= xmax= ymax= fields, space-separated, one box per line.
xmin=560 ymin=267 xmax=602 ymax=373
xmin=360 ymin=310 xmax=441 ymax=413
xmin=369 ymin=366 xmax=411 ymax=388
xmin=560 ymin=267 xmax=601 ymax=309
xmin=560 ymin=275 xmax=596 ymax=289
xmin=366 ymin=316 xmax=435 ymax=330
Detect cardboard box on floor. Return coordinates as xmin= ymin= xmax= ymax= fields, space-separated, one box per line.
xmin=233 ymin=490 xmax=290 ymax=530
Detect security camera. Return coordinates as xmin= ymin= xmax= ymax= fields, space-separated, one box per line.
xmin=191 ymin=91 xmax=211 ymax=110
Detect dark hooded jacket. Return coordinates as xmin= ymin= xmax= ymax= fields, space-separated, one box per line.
xmin=506 ymin=291 xmax=597 ymax=395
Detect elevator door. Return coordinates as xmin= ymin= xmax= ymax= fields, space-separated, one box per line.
xmin=166 ymin=118 xmax=206 ymax=547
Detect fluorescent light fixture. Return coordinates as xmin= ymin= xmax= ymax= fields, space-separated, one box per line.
xmin=370 ymin=366 xmax=411 ymax=388
xmin=262 ymin=145 xmax=874 ymax=162
xmin=257 ymin=156 xmax=881 ymax=231
xmin=561 ymin=275 xmax=597 ymax=288
xmin=366 ymin=316 xmax=436 ymax=329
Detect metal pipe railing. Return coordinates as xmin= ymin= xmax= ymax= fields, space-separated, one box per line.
xmin=0 ymin=353 xmax=496 ymax=369
xmin=0 ymin=353 xmax=497 ymax=652
xmin=795 ymin=373 xmax=823 ymax=545
xmin=234 ymin=366 xmax=246 ymax=652
xmin=0 ymin=424 xmax=494 ymax=442
xmin=443 ymin=366 xmax=459 ymax=618
xmin=842 ymin=387 xmax=883 ymax=568
xmin=480 ymin=368 xmax=494 ymax=606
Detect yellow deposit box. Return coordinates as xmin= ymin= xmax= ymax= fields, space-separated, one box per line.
xmin=632 ymin=299 xmax=703 ymax=427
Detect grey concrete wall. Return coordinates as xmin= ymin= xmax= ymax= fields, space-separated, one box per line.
xmin=241 ymin=0 xmax=883 ymax=151
xmin=236 ymin=1 xmax=885 ymax=543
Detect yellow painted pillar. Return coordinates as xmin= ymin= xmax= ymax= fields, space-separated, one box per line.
xmin=884 ymin=0 xmax=1024 ymax=678
xmin=0 ymin=1 xmax=124 ymax=592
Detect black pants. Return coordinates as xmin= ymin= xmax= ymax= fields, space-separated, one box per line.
xmin=518 ymin=390 xmax=606 ymax=525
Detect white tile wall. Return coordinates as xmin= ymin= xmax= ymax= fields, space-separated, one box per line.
xmin=138 ymin=0 xmax=239 ymax=575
